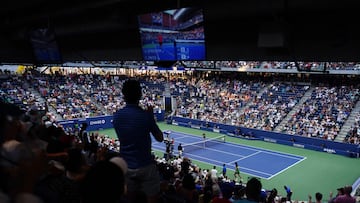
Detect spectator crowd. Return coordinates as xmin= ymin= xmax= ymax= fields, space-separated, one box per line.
xmin=1 ymin=67 xmax=360 ymax=203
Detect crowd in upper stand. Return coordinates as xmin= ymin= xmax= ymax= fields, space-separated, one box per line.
xmin=283 ymin=86 xmax=358 ymax=140
xmin=174 ymin=79 xmax=309 ymax=131
xmin=1 ymin=68 xmax=360 ymax=144
xmin=168 ymin=73 xmax=359 ymax=143
xmin=63 ymin=61 xmax=360 ymax=71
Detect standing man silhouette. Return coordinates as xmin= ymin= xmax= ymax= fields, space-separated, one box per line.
xmin=113 ymin=79 xmax=164 ymax=203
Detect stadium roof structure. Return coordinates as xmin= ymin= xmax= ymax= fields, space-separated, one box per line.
xmin=1 ymin=0 xmax=360 ymax=64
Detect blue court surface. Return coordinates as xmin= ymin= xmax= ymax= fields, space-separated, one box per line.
xmin=152 ymin=130 xmax=306 ymax=180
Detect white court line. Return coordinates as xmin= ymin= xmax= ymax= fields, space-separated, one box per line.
xmin=184 ymin=152 xmax=223 ymax=165
xmin=153 ymin=144 xmax=273 ymax=178
xmin=175 ymin=135 xmax=194 ymax=140
xmin=229 ymin=151 xmax=262 ymax=163
xmin=184 ymin=145 xmax=245 ymax=158
xmin=165 ymin=130 xmax=306 ymax=179
xmin=220 ymin=141 xmax=303 ymax=160
xmin=266 ymin=156 xmax=307 ymax=180
xmin=187 ymin=152 xmax=273 ymax=177
xmin=173 ymin=130 xmax=304 ymax=160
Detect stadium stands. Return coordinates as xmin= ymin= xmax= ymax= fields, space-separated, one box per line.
xmin=1 ymin=64 xmax=359 ymax=203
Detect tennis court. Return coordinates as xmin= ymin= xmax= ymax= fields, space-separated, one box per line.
xmin=153 ymin=130 xmax=306 ymax=180
xmin=96 ymin=123 xmax=360 ymax=200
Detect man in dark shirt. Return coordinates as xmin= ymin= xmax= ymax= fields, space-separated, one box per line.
xmin=113 ymin=79 xmax=163 ymax=203
xmin=79 ymin=123 xmax=90 ymax=152
xmin=177 ymin=143 xmax=183 ymax=157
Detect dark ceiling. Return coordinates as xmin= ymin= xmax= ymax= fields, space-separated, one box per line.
xmin=1 ymin=0 xmax=360 ymax=64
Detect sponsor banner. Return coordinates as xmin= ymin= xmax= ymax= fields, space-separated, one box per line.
xmin=58 ymin=116 xmax=113 ymax=131
xmin=57 ymin=111 xmax=164 ymax=131
xmin=323 ymin=148 xmax=336 ymax=154
xmin=264 ymin=138 xmax=277 ymax=143
xmin=213 ymin=128 xmax=220 ymax=133
xmin=191 ymin=125 xmax=201 ymax=129
xmin=89 ymin=119 xmax=106 ymax=126
xmin=57 ymin=120 xmax=75 ymax=125
xmin=293 ymin=143 xmax=305 ymax=148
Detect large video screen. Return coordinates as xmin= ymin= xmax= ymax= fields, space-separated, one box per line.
xmin=138 ymin=7 xmax=206 ymax=61
xmin=29 ymin=28 xmax=62 ymax=65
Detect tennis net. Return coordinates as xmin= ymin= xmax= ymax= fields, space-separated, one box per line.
xmin=182 ymin=135 xmax=226 ymax=154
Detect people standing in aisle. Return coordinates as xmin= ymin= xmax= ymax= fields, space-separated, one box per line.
xmin=170 ymin=138 xmax=175 ymax=156
xmin=284 ymin=185 xmax=293 ymax=202
xmin=234 ymin=162 xmax=241 ymax=183
xmin=79 ymin=123 xmax=90 ymax=154
xmin=222 ymin=163 xmax=227 ymax=177
xmin=210 ymin=165 xmax=218 ymax=182
xmin=178 ymin=143 xmax=183 ymax=157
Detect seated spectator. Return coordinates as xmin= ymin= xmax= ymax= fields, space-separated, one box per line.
xmin=308 ymin=192 xmax=323 ymax=203
xmin=329 ymin=187 xmax=345 ymax=203
xmin=241 ymin=177 xmax=262 ymax=203
xmin=212 ymin=181 xmax=233 ymax=203
xmin=230 ymin=185 xmax=246 ymax=203
xmin=334 ymin=185 xmax=356 ymax=203
xmin=79 ymin=157 xmax=127 ymax=203
xmin=0 ymin=101 xmax=47 ymax=203
xmin=35 ymin=147 xmax=88 ymax=203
